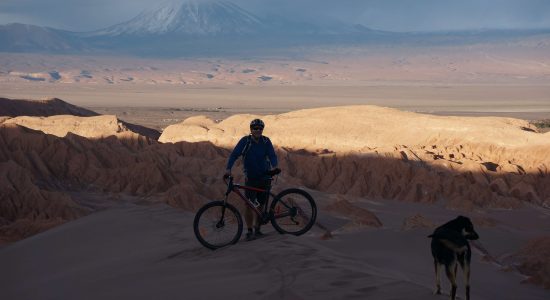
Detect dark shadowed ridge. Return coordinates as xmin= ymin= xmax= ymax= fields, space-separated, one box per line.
xmin=0 ymin=97 xmax=99 ymax=117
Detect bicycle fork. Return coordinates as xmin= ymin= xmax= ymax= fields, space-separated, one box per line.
xmin=216 ymin=194 xmax=230 ymax=229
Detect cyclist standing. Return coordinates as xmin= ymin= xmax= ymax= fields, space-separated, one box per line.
xmin=224 ymin=118 xmax=279 ymax=241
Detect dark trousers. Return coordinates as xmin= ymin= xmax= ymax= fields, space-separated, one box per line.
xmin=245 ymin=178 xmax=270 ymax=205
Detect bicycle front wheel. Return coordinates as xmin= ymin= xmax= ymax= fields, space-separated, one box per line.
xmin=270 ymin=188 xmax=317 ymax=235
xmin=193 ymin=201 xmax=243 ymax=250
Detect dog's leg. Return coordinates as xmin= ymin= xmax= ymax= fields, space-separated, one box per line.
xmin=445 ymin=262 xmax=457 ymax=300
xmin=463 ymin=256 xmax=471 ymax=300
xmin=454 ymin=262 xmax=458 ymax=278
xmin=434 ymin=259 xmax=441 ymax=295
xmin=457 ymin=253 xmax=470 ymax=300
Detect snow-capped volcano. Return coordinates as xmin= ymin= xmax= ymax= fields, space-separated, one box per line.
xmin=92 ymin=0 xmax=265 ymax=37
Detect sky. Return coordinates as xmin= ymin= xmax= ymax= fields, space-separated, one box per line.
xmin=1 ymin=0 xmax=549 ymax=32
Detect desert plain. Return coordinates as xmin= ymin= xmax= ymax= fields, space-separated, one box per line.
xmin=1 ymin=44 xmax=550 ymax=300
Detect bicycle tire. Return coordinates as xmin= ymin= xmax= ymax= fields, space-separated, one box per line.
xmin=193 ymin=201 xmax=243 ymax=250
xmin=270 ymin=188 xmax=317 ymax=235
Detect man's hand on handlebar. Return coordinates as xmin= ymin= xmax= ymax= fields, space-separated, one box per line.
xmin=267 ymin=168 xmax=281 ymax=176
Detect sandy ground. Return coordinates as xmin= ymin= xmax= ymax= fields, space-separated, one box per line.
xmin=1 ymin=190 xmax=549 ymax=300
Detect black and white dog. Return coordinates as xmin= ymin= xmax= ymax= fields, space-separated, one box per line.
xmin=428 ymin=216 xmax=479 ymax=300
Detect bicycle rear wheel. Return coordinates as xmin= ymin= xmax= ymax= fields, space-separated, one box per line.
xmin=193 ymin=201 xmax=243 ymax=250
xmin=270 ymin=188 xmax=317 ymax=235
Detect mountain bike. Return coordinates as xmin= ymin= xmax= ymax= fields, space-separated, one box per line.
xmin=193 ymin=169 xmax=317 ymax=250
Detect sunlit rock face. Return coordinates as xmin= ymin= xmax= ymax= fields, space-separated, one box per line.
xmin=161 ymin=105 xmax=550 ymax=209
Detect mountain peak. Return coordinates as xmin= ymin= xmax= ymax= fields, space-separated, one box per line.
xmin=93 ymin=0 xmax=264 ymax=37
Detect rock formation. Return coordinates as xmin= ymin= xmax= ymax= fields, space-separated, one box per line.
xmin=0 ymin=97 xmax=160 ymax=139
xmin=1 ymin=105 xmax=549 ymax=250
xmin=161 ymin=106 xmax=550 ymax=210
xmin=3 ymin=115 xmax=134 ymax=139
xmin=507 ymin=237 xmax=550 ymax=289
xmin=324 ymin=197 xmax=383 ymax=229
xmin=401 ymin=214 xmax=435 ymax=230
xmin=0 ymin=123 xmax=224 ymax=243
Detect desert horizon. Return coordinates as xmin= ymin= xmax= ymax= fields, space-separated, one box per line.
xmin=2 ymin=41 xmax=549 ymax=130
xmin=4 ymin=83 xmax=550 ymax=131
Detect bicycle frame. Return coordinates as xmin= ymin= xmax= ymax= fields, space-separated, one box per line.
xmin=223 ymin=176 xmax=295 ymax=223
xmin=223 ymin=176 xmax=274 ymax=218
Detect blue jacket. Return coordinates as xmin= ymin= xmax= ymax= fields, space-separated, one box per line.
xmin=226 ymin=135 xmax=278 ymax=179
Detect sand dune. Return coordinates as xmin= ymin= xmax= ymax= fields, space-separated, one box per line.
xmin=1 ymin=44 xmax=550 ymax=86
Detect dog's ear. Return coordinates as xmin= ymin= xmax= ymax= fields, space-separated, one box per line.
xmin=456 ymin=215 xmax=468 ymax=221
xmin=458 ymin=216 xmax=479 ymax=240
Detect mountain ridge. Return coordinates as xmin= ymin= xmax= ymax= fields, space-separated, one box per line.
xmin=89 ymin=0 xmax=266 ymax=37
xmin=1 ymin=0 xmax=549 ymax=55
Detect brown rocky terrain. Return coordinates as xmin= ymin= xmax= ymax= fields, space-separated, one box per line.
xmin=507 ymin=236 xmax=550 ymax=289
xmin=161 ymin=106 xmax=550 ymax=210
xmin=1 ymin=104 xmax=549 ymax=290
xmin=2 ymin=114 xmax=163 ymax=141
xmin=2 ymin=106 xmax=549 ymax=241
xmin=401 ymin=214 xmax=435 ymax=231
xmin=0 ymin=97 xmax=161 ymax=139
xmin=0 ymin=123 xmax=220 ymax=243
xmin=324 ymin=197 xmax=383 ymax=229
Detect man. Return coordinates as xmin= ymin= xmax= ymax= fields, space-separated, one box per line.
xmin=225 ymin=118 xmax=279 ymax=241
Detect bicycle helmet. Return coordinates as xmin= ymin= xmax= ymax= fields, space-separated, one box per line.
xmin=250 ymin=118 xmax=265 ymax=129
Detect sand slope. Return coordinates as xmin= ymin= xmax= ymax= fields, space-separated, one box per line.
xmin=0 ymin=203 xmax=548 ymax=300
